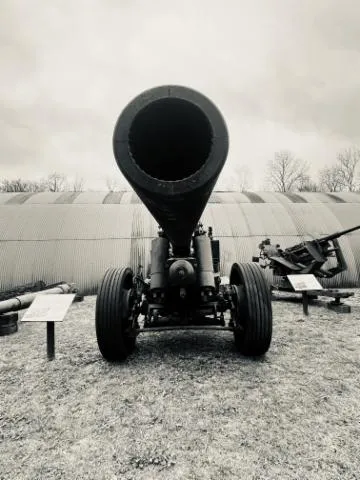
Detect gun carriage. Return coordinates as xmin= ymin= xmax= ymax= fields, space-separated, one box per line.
xmin=253 ymin=225 xmax=360 ymax=290
xmin=95 ymin=85 xmax=272 ymax=361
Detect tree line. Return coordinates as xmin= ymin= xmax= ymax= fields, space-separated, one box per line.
xmin=0 ymin=173 xmax=85 ymax=193
xmin=266 ymin=146 xmax=360 ymax=193
xmin=1 ymin=146 xmax=359 ymax=193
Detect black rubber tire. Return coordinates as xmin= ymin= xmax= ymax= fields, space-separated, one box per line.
xmin=0 ymin=313 xmax=18 ymax=336
xmin=95 ymin=267 xmax=136 ymax=361
xmin=230 ymin=262 xmax=272 ymax=356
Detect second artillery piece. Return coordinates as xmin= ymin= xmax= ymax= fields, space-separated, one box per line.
xmin=95 ymin=85 xmax=272 ymax=361
xmin=253 ymin=225 xmax=360 ymax=288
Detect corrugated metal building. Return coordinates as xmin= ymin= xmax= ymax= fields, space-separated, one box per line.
xmin=0 ymin=191 xmax=359 ymax=294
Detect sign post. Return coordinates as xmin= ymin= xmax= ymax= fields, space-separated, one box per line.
xmin=21 ymin=294 xmax=76 ymax=360
xmin=287 ymin=275 xmax=323 ymax=316
xmin=47 ymin=321 xmax=55 ymax=360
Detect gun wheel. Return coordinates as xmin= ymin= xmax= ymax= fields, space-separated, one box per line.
xmin=96 ymin=267 xmax=137 ymax=361
xmin=0 ymin=313 xmax=18 ymax=336
xmin=230 ymin=262 xmax=272 ymax=356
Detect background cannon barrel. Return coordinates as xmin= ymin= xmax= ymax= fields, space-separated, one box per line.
xmin=113 ymin=85 xmax=229 ymax=253
xmin=0 ymin=283 xmax=74 ymax=315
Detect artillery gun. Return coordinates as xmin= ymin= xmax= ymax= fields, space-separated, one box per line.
xmin=253 ymin=225 xmax=360 ymax=288
xmin=95 ymin=85 xmax=272 ymax=361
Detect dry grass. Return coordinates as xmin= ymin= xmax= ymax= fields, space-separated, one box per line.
xmin=1 ymin=292 xmax=360 ymax=480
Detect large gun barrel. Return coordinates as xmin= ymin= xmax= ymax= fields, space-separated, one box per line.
xmin=316 ymin=224 xmax=360 ymax=244
xmin=113 ymin=85 xmax=229 ymax=254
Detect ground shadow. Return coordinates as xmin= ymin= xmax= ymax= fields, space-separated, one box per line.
xmin=124 ymin=330 xmax=270 ymax=366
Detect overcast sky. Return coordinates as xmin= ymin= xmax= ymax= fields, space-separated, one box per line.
xmin=1 ymin=0 xmax=360 ymax=190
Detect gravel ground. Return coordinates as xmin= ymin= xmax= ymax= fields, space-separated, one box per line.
xmin=1 ymin=291 xmax=360 ymax=480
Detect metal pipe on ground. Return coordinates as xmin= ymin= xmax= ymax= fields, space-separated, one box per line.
xmin=0 ymin=283 xmax=75 ymax=315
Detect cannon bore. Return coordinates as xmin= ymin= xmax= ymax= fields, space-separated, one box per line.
xmin=113 ymin=85 xmax=229 ymax=253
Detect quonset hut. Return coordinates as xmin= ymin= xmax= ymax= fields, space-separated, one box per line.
xmin=0 ymin=190 xmax=359 ymax=295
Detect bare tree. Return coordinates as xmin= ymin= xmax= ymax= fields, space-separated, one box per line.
xmin=1 ymin=178 xmax=28 ymax=192
xmin=0 ymin=174 xmax=84 ymax=193
xmin=336 ymin=146 xmax=360 ymax=192
xmin=297 ymin=175 xmax=320 ymax=192
xmin=0 ymin=178 xmax=47 ymax=192
xmin=71 ymin=176 xmax=85 ymax=192
xmin=105 ymin=176 xmax=129 ymax=192
xmin=318 ymin=165 xmax=344 ymax=192
xmin=46 ymin=172 xmax=68 ymax=192
xmin=105 ymin=177 xmax=117 ymax=192
xmin=29 ymin=180 xmax=48 ymax=192
xmin=214 ymin=165 xmax=253 ymax=191
xmin=234 ymin=165 xmax=252 ymax=191
xmin=266 ymin=150 xmax=309 ymax=192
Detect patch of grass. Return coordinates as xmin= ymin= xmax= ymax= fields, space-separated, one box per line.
xmin=1 ymin=293 xmax=360 ymax=479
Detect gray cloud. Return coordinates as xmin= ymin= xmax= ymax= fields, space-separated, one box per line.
xmin=1 ymin=0 xmax=360 ymax=189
